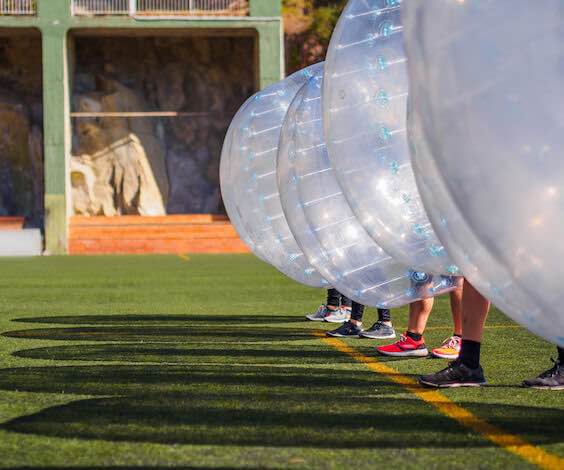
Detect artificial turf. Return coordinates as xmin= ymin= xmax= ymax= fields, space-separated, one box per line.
xmin=0 ymin=254 xmax=562 ymax=469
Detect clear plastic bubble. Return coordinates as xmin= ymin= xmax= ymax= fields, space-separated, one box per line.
xmin=219 ymin=112 xmax=264 ymax=260
xmin=403 ymin=0 xmax=564 ymax=346
xmin=277 ymin=65 xmax=456 ymax=307
xmin=221 ymin=64 xmax=328 ymax=287
xmin=323 ymin=0 xmax=457 ymax=275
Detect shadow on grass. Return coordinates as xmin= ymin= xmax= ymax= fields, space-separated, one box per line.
xmin=2 ymin=326 xmax=313 ymax=343
xmin=13 ymin=314 xmax=306 ymax=325
xmin=2 ymin=387 xmax=563 ymax=448
xmin=0 ymin=364 xmax=389 ymax=396
xmin=13 ymin=343 xmax=351 ymax=364
xmin=0 ymin=363 xmax=563 ymax=449
xmin=2 ymin=314 xmax=563 ymax=451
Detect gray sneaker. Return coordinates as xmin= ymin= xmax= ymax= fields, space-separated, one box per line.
xmin=523 ymin=359 xmax=564 ymax=390
xmin=306 ymin=304 xmax=330 ymax=322
xmin=359 ymin=321 xmax=396 ymax=339
xmin=324 ymin=307 xmax=351 ymax=323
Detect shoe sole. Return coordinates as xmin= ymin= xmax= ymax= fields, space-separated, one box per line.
xmin=324 ymin=318 xmax=350 ymax=323
xmin=419 ymin=379 xmax=486 ymax=388
xmin=359 ymin=333 xmax=397 ymax=340
xmin=525 ymin=384 xmax=564 ymax=390
xmin=306 ymin=316 xmax=326 ymax=321
xmin=377 ymin=348 xmax=429 ymax=357
xmin=431 ymin=351 xmax=460 ymax=360
xmin=326 ymin=332 xmax=360 ymax=338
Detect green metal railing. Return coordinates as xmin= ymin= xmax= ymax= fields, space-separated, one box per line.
xmin=0 ymin=0 xmax=36 ymax=14
xmin=71 ymin=0 xmax=249 ymax=16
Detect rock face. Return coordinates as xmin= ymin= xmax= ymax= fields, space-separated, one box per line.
xmin=0 ymin=34 xmax=255 ymax=224
xmin=72 ymin=81 xmax=169 ymax=216
xmin=72 ymin=36 xmax=255 ymax=216
xmin=0 ymin=35 xmax=43 ymax=228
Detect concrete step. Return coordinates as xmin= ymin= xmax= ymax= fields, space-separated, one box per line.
xmin=69 ymin=215 xmax=250 ymax=255
xmin=0 ymin=229 xmax=42 ymax=256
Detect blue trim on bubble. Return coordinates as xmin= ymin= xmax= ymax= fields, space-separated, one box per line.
xmin=446 ymin=265 xmax=459 ymax=275
xmin=379 ymin=20 xmax=393 ymax=38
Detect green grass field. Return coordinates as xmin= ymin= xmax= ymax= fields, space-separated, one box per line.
xmin=0 ymin=255 xmax=562 ymax=469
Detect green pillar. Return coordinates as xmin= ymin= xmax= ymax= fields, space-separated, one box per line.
xmin=42 ymin=27 xmax=69 ymax=254
xmin=251 ymin=1 xmax=283 ymax=87
xmin=257 ymin=22 xmax=284 ymax=88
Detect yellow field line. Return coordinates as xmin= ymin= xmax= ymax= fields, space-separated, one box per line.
xmin=315 ymin=332 xmax=564 ymax=470
xmin=178 ymin=254 xmax=191 ymax=262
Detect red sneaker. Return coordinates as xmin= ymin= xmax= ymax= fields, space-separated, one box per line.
xmin=376 ymin=334 xmax=429 ymax=357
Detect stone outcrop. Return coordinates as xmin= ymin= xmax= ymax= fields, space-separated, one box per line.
xmin=0 ymin=35 xmax=43 ymax=228
xmin=0 ymin=34 xmax=255 ymax=223
xmin=72 ymin=36 xmax=255 ymax=216
xmin=72 ymin=80 xmax=169 ymax=216
xmin=71 ymin=133 xmax=166 ymax=216
xmin=0 ymin=102 xmax=44 ymax=226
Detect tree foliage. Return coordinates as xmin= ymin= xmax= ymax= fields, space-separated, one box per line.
xmin=283 ymin=0 xmax=347 ymax=73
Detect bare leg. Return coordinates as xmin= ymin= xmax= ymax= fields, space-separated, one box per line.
xmin=462 ymin=280 xmax=490 ymax=342
xmin=449 ymin=277 xmax=464 ymax=336
xmin=418 ymin=280 xmax=491 ymax=386
xmin=407 ymin=297 xmax=435 ymax=335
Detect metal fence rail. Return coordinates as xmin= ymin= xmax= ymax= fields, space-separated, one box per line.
xmin=72 ymin=0 xmax=129 ymax=15
xmin=72 ymin=0 xmax=249 ymax=16
xmin=0 ymin=0 xmax=36 ymax=15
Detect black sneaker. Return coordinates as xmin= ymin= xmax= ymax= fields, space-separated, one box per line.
xmin=326 ymin=321 xmax=362 ymax=338
xmin=523 ymin=359 xmax=564 ymax=390
xmin=419 ymin=360 xmax=487 ymax=388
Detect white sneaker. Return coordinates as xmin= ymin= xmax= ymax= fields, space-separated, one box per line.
xmin=324 ymin=307 xmax=351 ymax=323
xmin=306 ymin=304 xmax=330 ymax=321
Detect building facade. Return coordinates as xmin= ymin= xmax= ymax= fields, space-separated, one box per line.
xmin=0 ymin=0 xmax=283 ymax=254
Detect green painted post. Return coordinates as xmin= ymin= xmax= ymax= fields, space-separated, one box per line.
xmin=251 ymin=1 xmax=283 ymax=87
xmin=257 ymin=22 xmax=284 ymax=88
xmin=40 ymin=0 xmax=71 ymax=254
xmin=42 ymin=28 xmax=69 ymax=254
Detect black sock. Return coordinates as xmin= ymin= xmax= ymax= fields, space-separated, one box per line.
xmin=378 ymin=309 xmax=391 ymax=323
xmin=340 ymin=294 xmax=352 ymax=309
xmin=326 ymin=288 xmax=341 ymax=308
xmin=459 ymin=339 xmax=481 ymax=369
xmin=350 ymin=302 xmax=365 ymax=322
xmin=558 ymin=347 xmax=564 ymax=363
xmin=406 ymin=331 xmax=422 ymax=342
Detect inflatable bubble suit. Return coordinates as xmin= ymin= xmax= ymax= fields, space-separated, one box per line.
xmin=322 ymin=0 xmax=458 ymax=276
xmin=277 ymin=65 xmax=457 ymax=307
xmin=402 ymin=0 xmax=564 ymax=346
xmin=220 ymin=64 xmax=328 ymax=288
xmin=220 ymin=116 xmax=264 ymax=260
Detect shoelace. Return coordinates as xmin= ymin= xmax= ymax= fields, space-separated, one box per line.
xmin=539 ymin=359 xmax=561 ymax=378
xmin=444 ymin=360 xmax=465 ymax=377
xmin=443 ymin=336 xmax=461 ymax=349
